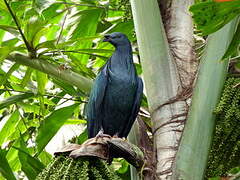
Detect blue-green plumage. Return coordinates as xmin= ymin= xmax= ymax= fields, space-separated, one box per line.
xmin=87 ymin=32 xmax=143 ymax=138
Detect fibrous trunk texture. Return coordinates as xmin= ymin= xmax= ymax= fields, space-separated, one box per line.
xmin=166 ymin=0 xmax=197 ymax=89
xmin=130 ymin=0 xmax=192 ymax=179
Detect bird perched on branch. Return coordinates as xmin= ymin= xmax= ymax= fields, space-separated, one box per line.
xmin=87 ymin=32 xmax=143 ymax=138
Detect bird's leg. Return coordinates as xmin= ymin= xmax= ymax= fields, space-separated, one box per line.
xmin=113 ymin=133 xmax=127 ymax=141
xmin=95 ymin=127 xmax=111 ymax=141
xmin=96 ymin=127 xmax=104 ymax=137
xmin=122 ymin=137 xmax=127 ymax=141
xmin=112 ymin=133 xmax=119 ymax=138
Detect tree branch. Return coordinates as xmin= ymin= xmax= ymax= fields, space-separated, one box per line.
xmin=7 ymin=53 xmax=92 ymax=94
xmin=0 ymin=88 xmax=87 ymax=103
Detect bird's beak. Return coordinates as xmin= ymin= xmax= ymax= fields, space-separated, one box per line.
xmin=103 ymin=34 xmax=111 ymax=42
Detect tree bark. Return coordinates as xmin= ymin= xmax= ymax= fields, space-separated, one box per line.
xmin=166 ymin=0 xmax=197 ymax=89
xmin=130 ymin=0 xmax=188 ymax=179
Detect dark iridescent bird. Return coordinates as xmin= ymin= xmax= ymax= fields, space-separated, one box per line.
xmin=87 ymin=32 xmax=143 ymax=138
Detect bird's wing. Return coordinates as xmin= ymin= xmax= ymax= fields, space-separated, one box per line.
xmin=122 ymin=77 xmax=143 ymax=137
xmin=87 ymin=64 xmax=108 ymax=138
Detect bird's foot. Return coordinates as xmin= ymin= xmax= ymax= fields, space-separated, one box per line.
xmin=95 ymin=129 xmax=111 ymax=141
xmin=112 ymin=133 xmax=119 ymax=138
xmin=122 ymin=137 xmax=127 ymax=141
xmin=112 ymin=133 xmax=126 ymax=141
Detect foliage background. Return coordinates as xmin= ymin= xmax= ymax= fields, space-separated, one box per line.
xmin=0 ymin=0 xmax=141 ymax=179
xmin=0 ymin=0 xmax=239 ymax=179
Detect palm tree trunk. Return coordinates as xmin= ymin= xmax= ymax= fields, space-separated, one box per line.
xmin=130 ymin=0 xmax=188 ymax=178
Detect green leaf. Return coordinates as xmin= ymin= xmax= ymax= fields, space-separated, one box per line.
xmin=0 ymin=25 xmax=19 ymax=36
xmin=6 ymin=139 xmax=21 ymax=172
xmin=190 ymin=1 xmax=240 ymax=35
xmin=73 ymin=48 xmax=113 ymax=54
xmin=33 ymin=0 xmax=52 ymax=12
xmin=77 ymin=127 xmax=88 ymax=144
xmin=24 ymin=8 xmax=40 ymax=20
xmin=55 ymin=36 xmax=100 ymax=49
xmin=35 ymin=39 xmax=56 ymax=50
xmin=11 ymin=1 xmax=32 ymax=18
xmin=45 ymin=25 xmax=60 ymax=40
xmin=24 ymin=16 xmax=45 ymax=46
xmin=69 ymin=8 xmax=103 ymax=64
xmin=33 ymin=27 xmax=49 ymax=47
xmin=1 ymin=38 xmax=19 ymax=47
xmin=36 ymin=103 xmax=79 ymax=153
xmin=0 ymin=10 xmax=12 ymax=43
xmin=50 ymin=91 xmax=66 ymax=105
xmin=38 ymin=151 xmax=52 ymax=166
xmin=36 ymin=71 xmax=48 ymax=95
xmin=0 ymin=110 xmax=20 ymax=146
xmin=42 ymin=3 xmax=64 ymax=20
xmin=0 ymin=149 xmax=16 ymax=180
xmin=36 ymin=36 xmax=100 ymax=52
xmin=42 ymin=3 xmax=65 ymax=24
xmin=18 ymin=138 xmax=45 ymax=180
xmin=223 ymin=21 xmax=240 ymax=59
xmin=0 ymin=46 xmax=11 ymax=62
xmin=0 ymin=1 xmax=7 ymax=11
xmin=52 ymin=78 xmax=77 ymax=96
xmin=21 ymin=67 xmax=33 ymax=88
xmin=108 ymin=20 xmax=135 ymax=40
xmin=64 ymin=119 xmax=86 ymax=125
xmin=18 ymin=102 xmax=40 ymax=113
xmin=70 ymin=9 xmax=102 ymax=39
xmin=0 ymin=63 xmax=20 ymax=87
xmin=0 ymin=93 xmax=34 ymax=110
xmin=117 ymin=159 xmax=129 ymax=174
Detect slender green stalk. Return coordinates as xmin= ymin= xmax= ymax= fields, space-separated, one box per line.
xmin=173 ymin=18 xmax=239 ymax=180
xmin=8 ymin=53 xmax=92 ymax=94
xmin=4 ymin=0 xmax=33 ymax=53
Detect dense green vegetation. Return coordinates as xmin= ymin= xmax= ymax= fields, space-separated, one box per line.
xmin=37 ymin=156 xmax=120 ymax=180
xmin=207 ymin=77 xmax=240 ymax=178
xmin=0 ymin=0 xmax=239 ymax=179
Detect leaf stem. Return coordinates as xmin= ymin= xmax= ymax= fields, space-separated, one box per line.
xmin=3 ymin=0 xmax=33 ymax=54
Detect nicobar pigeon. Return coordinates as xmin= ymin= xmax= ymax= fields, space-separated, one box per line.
xmin=87 ymin=32 xmax=143 ymax=138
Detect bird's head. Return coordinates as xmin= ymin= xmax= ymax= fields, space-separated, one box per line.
xmin=103 ymin=32 xmax=130 ymax=47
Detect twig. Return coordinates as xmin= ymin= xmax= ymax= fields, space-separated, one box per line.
xmin=42 ymin=50 xmax=109 ymax=59
xmin=56 ymin=0 xmax=71 ymax=45
xmin=3 ymin=0 xmax=33 ymax=53
xmin=15 ymin=104 xmax=29 ymax=131
xmin=56 ymin=11 xmax=68 ymax=45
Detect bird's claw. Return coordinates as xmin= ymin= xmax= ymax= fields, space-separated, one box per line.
xmin=95 ymin=129 xmax=111 ymax=141
xmin=112 ymin=134 xmax=119 ymax=138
